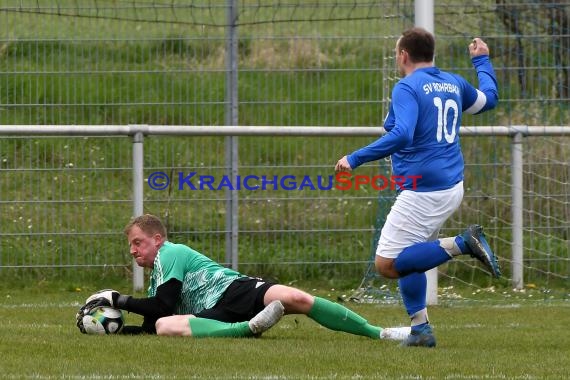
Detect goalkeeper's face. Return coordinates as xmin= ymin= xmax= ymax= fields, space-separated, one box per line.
xmin=126 ymin=225 xmax=164 ymax=268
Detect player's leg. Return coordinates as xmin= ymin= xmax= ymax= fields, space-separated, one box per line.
xmin=377 ymin=245 xmax=436 ymax=346
xmin=375 ymin=184 xmax=464 ymax=347
xmin=398 ymin=272 xmax=435 ymax=347
xmin=377 ymin=182 xmax=500 ymax=277
xmin=155 ymin=300 xmax=284 ymax=338
xmin=380 ymin=228 xmax=500 ymax=278
xmin=155 ymin=314 xmax=195 ymax=336
xmin=263 ymin=284 xmax=404 ymax=340
xmin=375 ymin=243 xmax=435 ymax=346
xmin=376 ymin=181 xmax=465 ymax=279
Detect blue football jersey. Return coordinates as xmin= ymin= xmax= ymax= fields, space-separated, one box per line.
xmin=347 ymin=55 xmax=498 ymax=191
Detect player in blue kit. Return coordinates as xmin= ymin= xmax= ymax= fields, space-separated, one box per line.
xmin=335 ymin=27 xmax=502 ymax=347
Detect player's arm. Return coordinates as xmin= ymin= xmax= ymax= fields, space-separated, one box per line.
xmin=120 ymin=317 xmax=161 ymax=335
xmin=345 ymin=85 xmax=417 ymax=170
xmin=85 ymin=279 xmax=182 ymax=318
xmin=118 ymin=278 xmax=182 ymax=319
xmin=463 ymin=38 xmax=499 ymax=114
xmin=110 ymin=279 xmax=183 ymax=335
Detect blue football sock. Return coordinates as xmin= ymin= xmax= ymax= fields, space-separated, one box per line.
xmin=411 ymin=322 xmax=428 ymax=333
xmin=394 ymin=241 xmax=453 ymax=277
xmin=398 ymin=272 xmax=427 ymax=319
xmin=455 ymin=235 xmax=468 ymax=253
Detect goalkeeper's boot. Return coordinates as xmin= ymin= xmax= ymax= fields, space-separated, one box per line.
xmin=461 ymin=224 xmax=502 ymax=278
xmin=401 ymin=323 xmax=436 ymax=348
xmin=248 ymin=300 xmax=285 ymax=336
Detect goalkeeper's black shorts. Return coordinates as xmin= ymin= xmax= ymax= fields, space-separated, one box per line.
xmin=194 ymin=276 xmax=276 ymax=323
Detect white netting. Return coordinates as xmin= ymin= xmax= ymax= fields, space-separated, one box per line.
xmin=349 ymin=136 xmax=569 ymax=304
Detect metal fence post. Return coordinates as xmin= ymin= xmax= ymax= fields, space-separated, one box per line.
xmin=225 ymin=0 xmax=239 ymax=270
xmin=132 ymin=130 xmax=145 ymax=291
xmin=511 ymin=131 xmax=524 ymax=289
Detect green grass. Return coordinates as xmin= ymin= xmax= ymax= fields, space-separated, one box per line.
xmin=1 ymin=288 xmax=568 ymax=379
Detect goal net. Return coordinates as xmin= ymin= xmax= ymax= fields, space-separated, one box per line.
xmin=347 ymin=135 xmax=570 ymax=305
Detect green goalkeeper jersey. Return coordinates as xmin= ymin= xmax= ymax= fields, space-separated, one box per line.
xmin=148 ymin=241 xmax=243 ymax=315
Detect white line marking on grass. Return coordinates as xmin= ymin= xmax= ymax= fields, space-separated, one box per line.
xmin=3 ymin=374 xmax=167 ymax=379
xmin=0 ymin=302 xmax=81 ymax=309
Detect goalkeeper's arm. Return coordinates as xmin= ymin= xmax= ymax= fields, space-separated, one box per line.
xmin=118 ymin=279 xmax=182 ymax=334
xmin=113 ymin=279 xmax=182 ymax=335
xmin=118 ymin=278 xmax=182 ymax=319
xmin=83 ymin=279 xmax=182 ymax=334
xmin=121 ymin=317 xmax=160 ymax=335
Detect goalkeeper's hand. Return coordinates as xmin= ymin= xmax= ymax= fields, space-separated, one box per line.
xmin=75 ymin=289 xmax=130 ymax=334
xmin=75 ymin=297 xmax=108 ymax=334
xmin=84 ymin=288 xmax=130 ymax=309
xmin=85 ymin=289 xmax=120 ymax=307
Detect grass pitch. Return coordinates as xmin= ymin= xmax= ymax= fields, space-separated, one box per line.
xmin=0 ymin=288 xmax=568 ymax=379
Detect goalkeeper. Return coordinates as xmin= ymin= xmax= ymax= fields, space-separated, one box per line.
xmin=80 ymin=213 xmax=409 ymax=340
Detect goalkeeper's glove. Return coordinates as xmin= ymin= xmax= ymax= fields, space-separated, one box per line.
xmin=75 ymin=298 xmax=104 ymax=334
xmin=84 ymin=289 xmax=130 ymax=310
xmin=75 ymin=289 xmax=130 ymax=334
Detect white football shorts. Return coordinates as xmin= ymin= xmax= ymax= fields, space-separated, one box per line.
xmin=376 ymin=181 xmax=464 ymax=259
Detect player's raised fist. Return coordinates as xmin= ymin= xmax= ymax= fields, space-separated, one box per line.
xmin=469 ymin=38 xmax=489 ymax=57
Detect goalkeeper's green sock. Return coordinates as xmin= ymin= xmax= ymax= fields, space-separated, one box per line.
xmin=189 ymin=317 xmax=253 ymax=338
xmin=307 ymin=296 xmax=381 ymax=339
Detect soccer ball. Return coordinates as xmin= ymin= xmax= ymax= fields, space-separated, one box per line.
xmin=82 ymin=306 xmax=125 ymax=335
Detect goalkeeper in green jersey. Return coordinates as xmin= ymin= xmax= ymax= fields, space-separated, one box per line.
xmin=81 ymin=213 xmax=409 ymax=340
